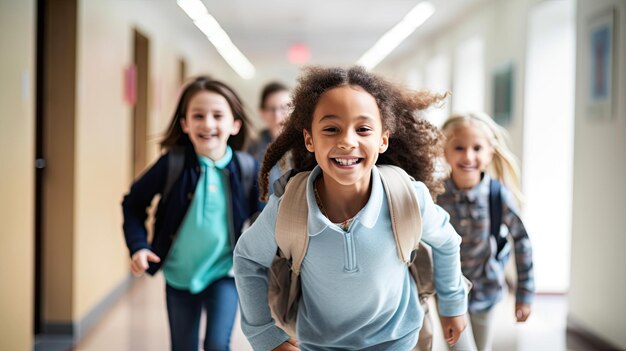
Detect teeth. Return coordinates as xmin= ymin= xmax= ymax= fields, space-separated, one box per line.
xmin=335 ymin=158 xmax=358 ymax=166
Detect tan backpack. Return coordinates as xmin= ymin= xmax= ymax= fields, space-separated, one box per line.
xmin=268 ymin=165 xmax=436 ymax=351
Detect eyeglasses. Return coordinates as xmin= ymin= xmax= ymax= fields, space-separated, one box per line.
xmin=263 ymin=105 xmax=289 ymax=114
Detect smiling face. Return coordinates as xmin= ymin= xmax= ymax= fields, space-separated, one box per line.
xmin=181 ymin=91 xmax=241 ymax=160
xmin=261 ymin=90 xmax=291 ymax=139
xmin=444 ymin=121 xmax=494 ymax=189
xmin=303 ymin=85 xmax=389 ymax=192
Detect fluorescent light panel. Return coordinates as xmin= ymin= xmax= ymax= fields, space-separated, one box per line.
xmin=177 ymin=0 xmax=255 ymax=79
xmin=357 ymin=1 xmax=435 ymax=69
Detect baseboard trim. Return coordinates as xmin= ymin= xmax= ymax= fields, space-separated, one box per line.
xmin=74 ymin=274 xmax=135 ymax=341
xmin=41 ymin=322 xmax=73 ymax=335
xmin=38 ymin=274 xmax=135 ymax=344
xmin=566 ymin=315 xmax=622 ymax=350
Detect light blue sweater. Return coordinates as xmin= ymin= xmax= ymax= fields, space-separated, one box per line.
xmin=233 ymin=166 xmax=467 ymax=351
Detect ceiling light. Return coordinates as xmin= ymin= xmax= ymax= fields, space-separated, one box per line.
xmin=177 ymin=0 xmax=207 ymax=21
xmin=177 ymin=0 xmax=255 ymax=79
xmin=356 ymin=1 xmax=435 ymax=69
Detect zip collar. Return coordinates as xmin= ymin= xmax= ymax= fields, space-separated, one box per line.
xmin=306 ymin=166 xmax=383 ymax=236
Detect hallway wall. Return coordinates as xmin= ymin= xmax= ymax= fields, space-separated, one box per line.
xmin=0 ymin=1 xmax=35 ymax=350
xmin=569 ymin=0 xmax=626 ymax=348
xmin=376 ymin=0 xmax=539 ymax=161
xmin=379 ymin=0 xmax=626 ymax=348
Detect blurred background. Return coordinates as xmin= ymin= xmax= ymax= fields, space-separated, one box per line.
xmin=1 ymin=0 xmax=624 ymax=349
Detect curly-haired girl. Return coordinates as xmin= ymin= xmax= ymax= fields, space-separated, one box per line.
xmin=233 ymin=66 xmax=468 ymax=350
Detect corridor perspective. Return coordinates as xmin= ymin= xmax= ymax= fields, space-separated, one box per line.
xmin=2 ymin=0 xmax=625 ymax=350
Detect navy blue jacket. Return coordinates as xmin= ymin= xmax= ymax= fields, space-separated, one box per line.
xmin=122 ymin=145 xmax=262 ymax=275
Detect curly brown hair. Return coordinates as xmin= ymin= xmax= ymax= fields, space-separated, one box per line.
xmin=259 ymin=66 xmax=447 ymax=201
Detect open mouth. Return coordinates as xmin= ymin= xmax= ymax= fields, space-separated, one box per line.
xmin=457 ymin=164 xmax=477 ymax=172
xmin=198 ymin=132 xmax=218 ymax=140
xmin=332 ymin=157 xmax=363 ymax=166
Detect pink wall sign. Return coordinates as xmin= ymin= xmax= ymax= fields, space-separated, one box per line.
xmin=124 ymin=65 xmax=136 ymax=106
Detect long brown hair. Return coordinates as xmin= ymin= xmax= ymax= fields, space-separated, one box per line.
xmin=259 ymin=66 xmax=447 ymax=201
xmin=160 ymin=76 xmax=250 ymax=151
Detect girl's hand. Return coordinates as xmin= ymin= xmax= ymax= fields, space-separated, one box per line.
xmin=515 ymin=303 xmax=531 ymax=322
xmin=439 ymin=315 xmax=467 ymax=346
xmin=272 ymin=338 xmax=300 ymax=351
xmin=130 ymin=249 xmax=160 ymax=276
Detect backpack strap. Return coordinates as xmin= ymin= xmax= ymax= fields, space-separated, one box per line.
xmin=271 ymin=166 xmax=431 ymax=334
xmin=274 ymin=171 xmax=311 ymax=274
xmin=165 ymin=149 xmax=256 ymax=203
xmin=378 ymin=165 xmax=422 ymax=263
xmin=489 ymin=178 xmax=506 ymax=255
xmin=378 ymin=165 xmax=435 ymax=300
xmin=163 ymin=147 xmax=185 ymax=202
xmin=268 ymin=171 xmax=310 ymax=335
xmin=276 ymin=166 xmax=422 ymax=267
xmin=235 ymin=151 xmax=256 ymax=197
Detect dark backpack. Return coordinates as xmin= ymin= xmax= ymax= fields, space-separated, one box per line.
xmin=162 ymin=147 xmax=256 ymax=202
xmin=489 ymin=179 xmax=508 ymax=259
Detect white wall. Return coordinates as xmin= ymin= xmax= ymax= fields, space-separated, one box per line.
xmin=452 ymin=36 xmax=485 ymax=113
xmin=569 ymin=0 xmax=626 ymax=348
xmin=425 ymin=53 xmax=451 ymax=126
xmin=378 ymin=0 xmax=565 ymax=287
xmin=379 ymin=2 xmax=626 ymax=346
xmin=377 ymin=0 xmax=534 ymax=159
xmin=522 ymin=0 xmax=575 ymax=293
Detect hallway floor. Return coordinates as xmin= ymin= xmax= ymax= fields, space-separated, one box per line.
xmin=41 ymin=274 xmax=596 ymax=350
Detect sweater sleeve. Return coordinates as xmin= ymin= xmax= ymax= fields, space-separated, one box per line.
xmin=121 ymin=153 xmax=168 ymax=256
xmin=233 ymin=195 xmax=291 ymax=350
xmin=502 ymin=187 xmax=535 ymax=305
xmin=413 ymin=181 xmax=468 ymax=317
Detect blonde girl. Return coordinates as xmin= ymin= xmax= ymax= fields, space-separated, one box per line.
xmin=438 ymin=112 xmax=534 ymax=351
xmin=233 ymin=66 xmax=468 ymax=351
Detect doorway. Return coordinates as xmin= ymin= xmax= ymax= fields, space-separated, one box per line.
xmin=35 ymin=0 xmax=78 ymax=340
xmin=133 ymin=29 xmax=149 ymax=178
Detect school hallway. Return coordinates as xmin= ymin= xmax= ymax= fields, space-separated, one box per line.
xmin=34 ymin=273 xmax=593 ymax=351
xmin=3 ymin=0 xmax=626 ymax=350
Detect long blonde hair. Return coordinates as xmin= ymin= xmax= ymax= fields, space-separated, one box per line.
xmin=441 ymin=112 xmax=524 ymax=205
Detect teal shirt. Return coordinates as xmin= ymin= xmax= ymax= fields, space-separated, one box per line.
xmin=163 ymin=147 xmax=233 ymax=293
